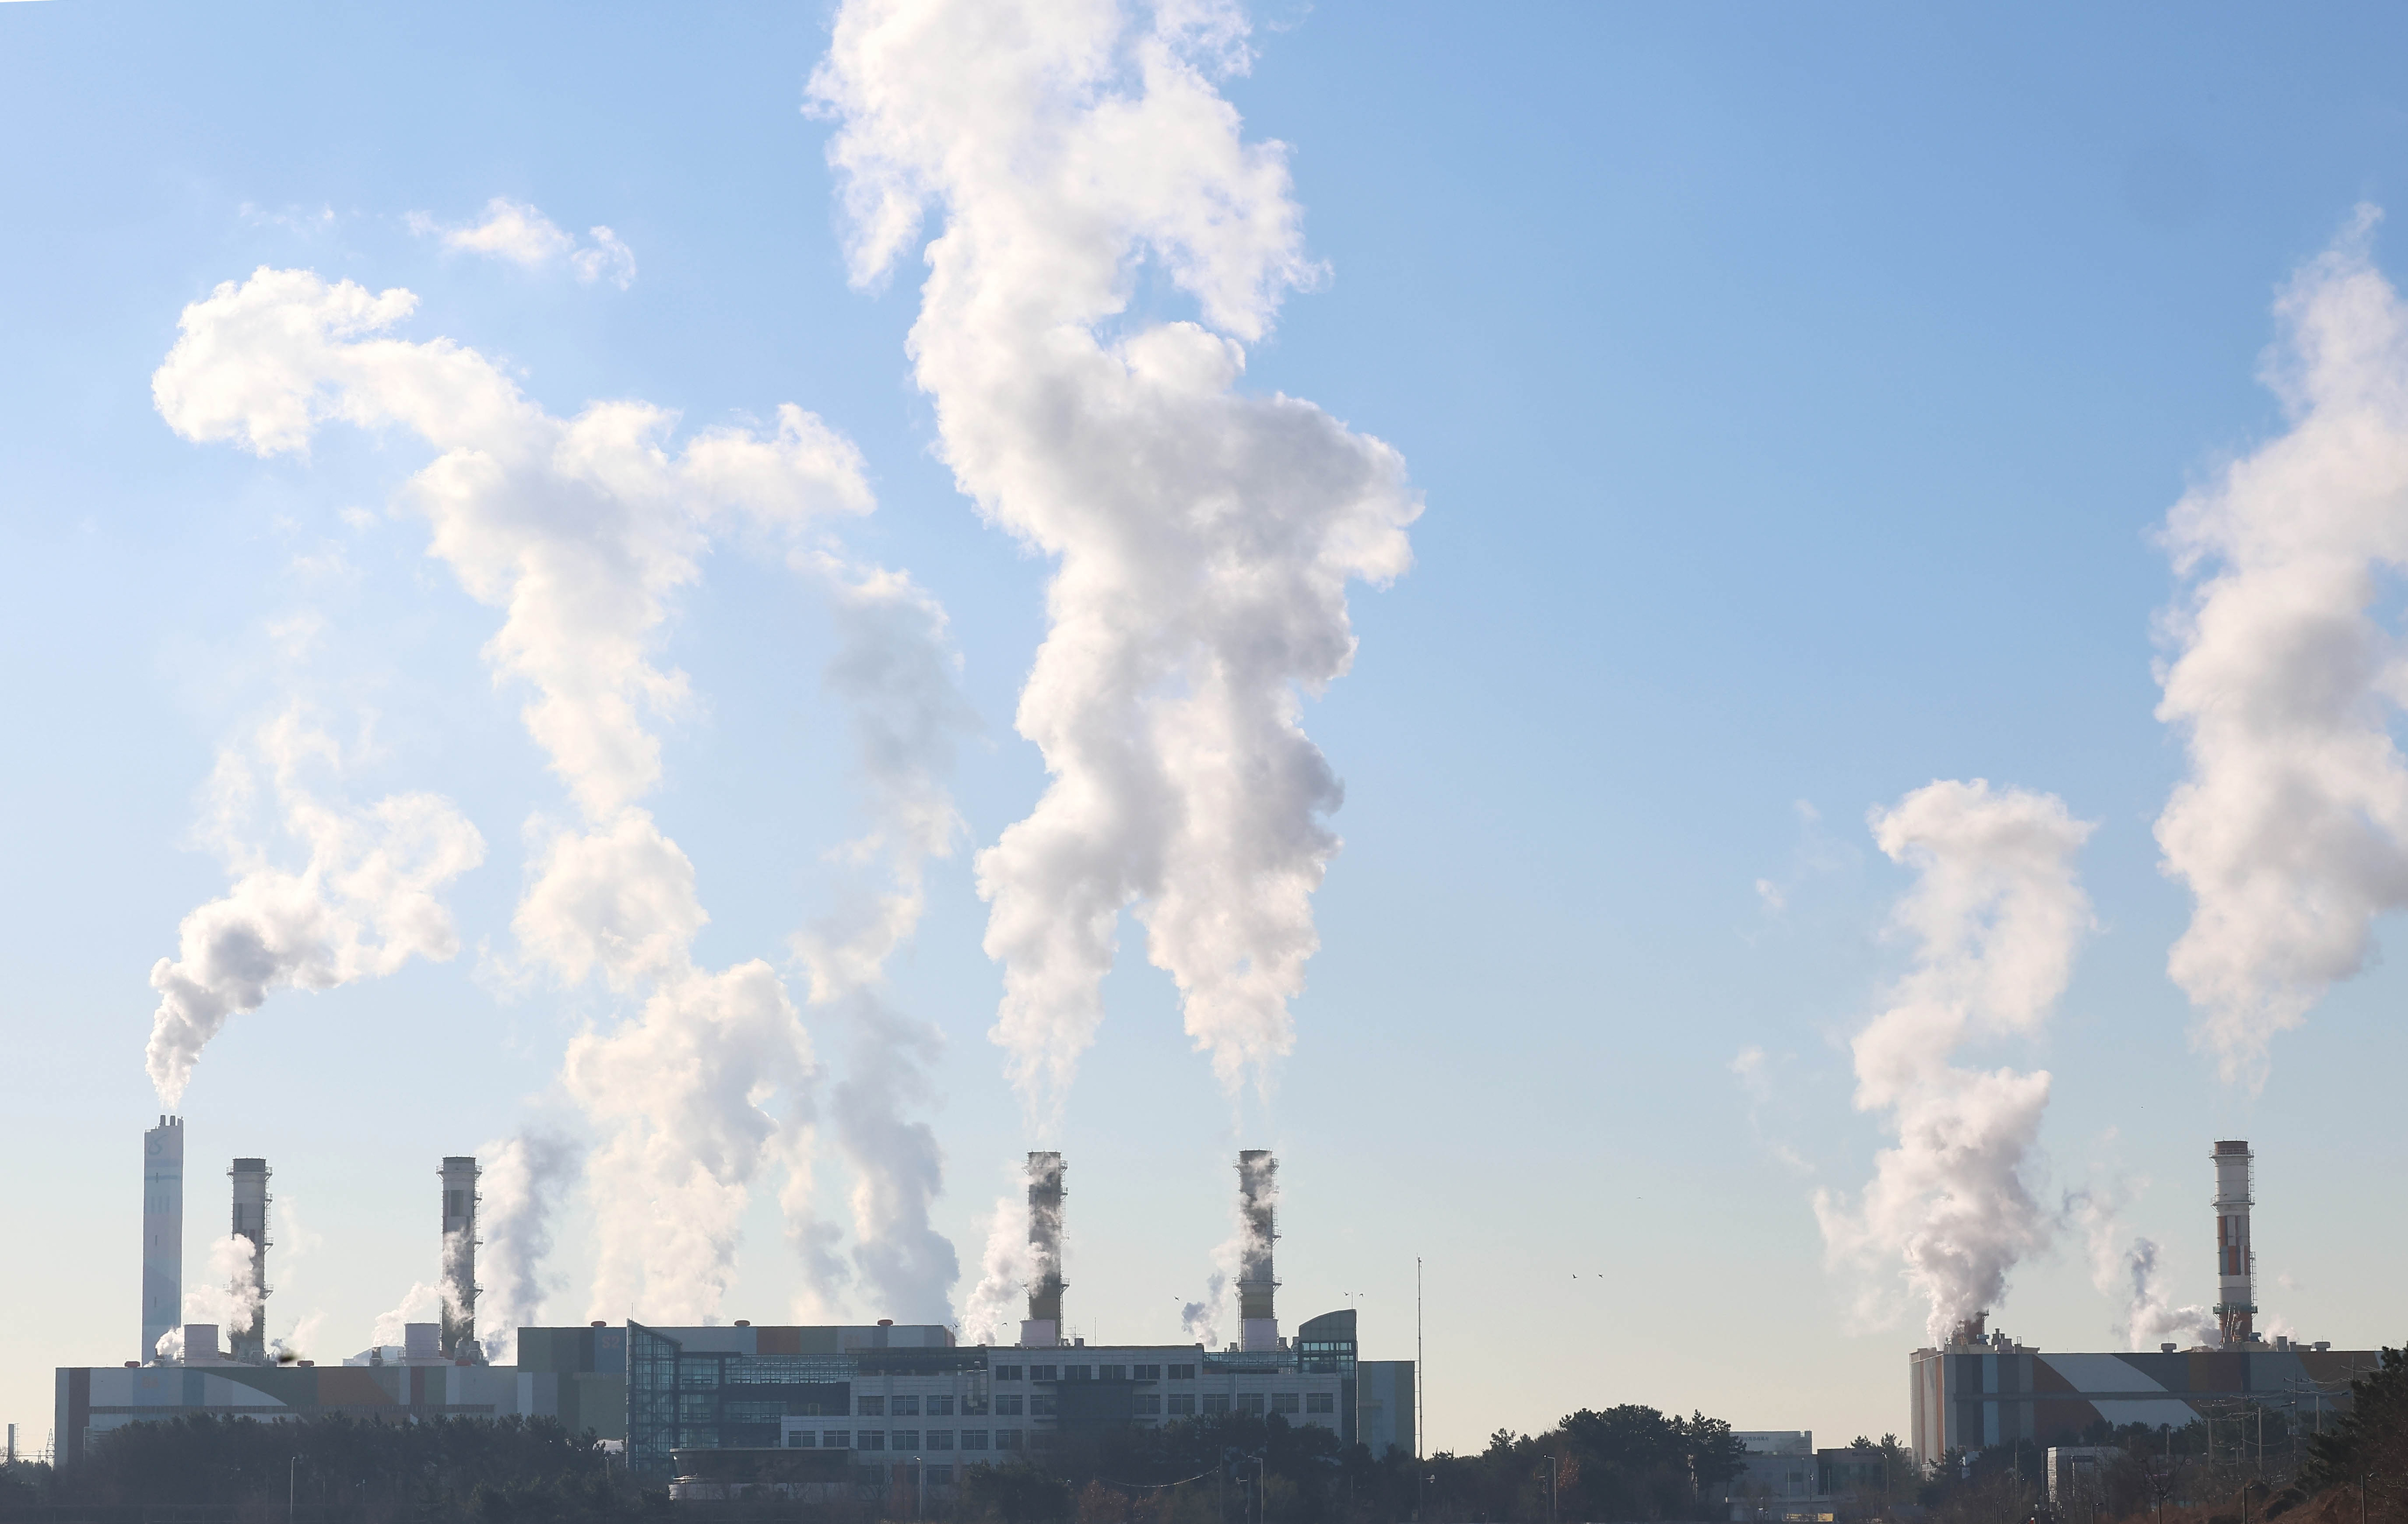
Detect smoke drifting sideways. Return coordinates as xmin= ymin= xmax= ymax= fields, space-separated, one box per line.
xmin=812 ymin=0 xmax=1423 ymax=1122
xmin=2073 ymin=1190 xmax=2217 ymax=1352
xmin=153 ymin=266 xmax=872 ymax=1323
xmin=146 ymin=704 xmax=485 ymax=1107
xmin=1816 ymin=780 xmax=2096 ymax=1347
xmin=2157 ymin=207 xmax=2408 ymax=1087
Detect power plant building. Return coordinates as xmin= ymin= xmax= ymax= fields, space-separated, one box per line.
xmin=60 ymin=1136 xmax=1415 ymax=1484
xmin=1908 ymin=1141 xmax=2382 ymax=1471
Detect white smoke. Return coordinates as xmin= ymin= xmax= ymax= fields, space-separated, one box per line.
xmin=1815 ymin=779 xmax=2096 ymax=1346
xmin=1179 ymin=1270 xmax=1227 ymax=1349
xmin=2073 ymin=1188 xmax=2220 ymax=1352
xmin=812 ymin=0 xmax=1421 ymax=1119
xmin=371 ymin=1281 xmax=444 ymax=1349
xmin=179 ymin=1233 xmax=264 ymax=1339
xmin=2156 ymin=207 xmax=2408 ymax=1086
xmin=145 ymin=704 xmax=485 ymax=1106
xmin=957 ymin=1184 xmax=1033 ymax=1348
xmin=475 ymin=1130 xmax=582 ymax=1363
xmin=154 ymin=266 xmax=872 ymax=1323
xmin=795 ymin=559 xmax=974 ymax=1321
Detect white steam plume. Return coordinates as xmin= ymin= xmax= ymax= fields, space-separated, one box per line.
xmin=2157 ymin=207 xmax=2408 ymax=1086
xmin=2071 ymin=1184 xmax=2219 ymax=1351
xmin=154 ymin=266 xmax=872 ymax=1322
xmin=179 ymin=1233 xmax=265 ymax=1339
xmin=958 ymin=1186 xmax=1034 ymax=1347
xmin=796 ymin=561 xmax=975 ymax=1322
xmin=1179 ymin=1270 xmax=1227 ymax=1349
xmin=1815 ymin=779 xmax=2096 ymax=1346
xmin=146 ymin=704 xmax=484 ymax=1106
xmin=371 ymin=1281 xmax=443 ymax=1349
xmin=475 ymin=1130 xmax=583 ymax=1363
xmin=813 ymin=0 xmax=1421 ymax=1118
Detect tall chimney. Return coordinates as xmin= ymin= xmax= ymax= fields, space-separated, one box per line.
xmin=1237 ymin=1150 xmax=1279 ymax=1353
xmin=1019 ymin=1151 xmax=1065 ymax=1349
xmin=228 ymin=1159 xmax=272 ymax=1363
xmin=2212 ymin=1140 xmax=2256 ymax=1347
xmin=439 ymin=1156 xmax=481 ymax=1360
xmin=141 ymin=1116 xmax=185 ymax=1363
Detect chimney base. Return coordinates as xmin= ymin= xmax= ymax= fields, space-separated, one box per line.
xmin=1018 ymin=1319 xmax=1060 ymax=1348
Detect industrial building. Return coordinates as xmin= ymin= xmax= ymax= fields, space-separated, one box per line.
xmin=1908 ymin=1140 xmax=2383 ymax=1472
xmin=58 ymin=1131 xmax=1416 ymax=1488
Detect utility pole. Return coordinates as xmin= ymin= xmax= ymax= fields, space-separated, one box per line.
xmin=288 ymin=1455 xmax=298 ymax=1524
xmin=1416 ymin=1256 xmax=1424 ymax=1465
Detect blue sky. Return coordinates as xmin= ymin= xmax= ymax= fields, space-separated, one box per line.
xmin=5 ymin=0 xmax=2408 ymax=1460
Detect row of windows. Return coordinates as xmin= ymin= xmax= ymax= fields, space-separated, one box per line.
xmin=857 ymin=1395 xmax=963 ymax=1416
xmin=787 ymin=1430 xmax=1025 ymax=1452
xmin=993 ymin=1363 xmax=1202 ymax=1382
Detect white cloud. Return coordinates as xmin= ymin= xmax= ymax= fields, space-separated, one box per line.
xmin=813 ymin=0 xmax=1420 ymax=1122
xmin=410 ymin=197 xmax=638 ymax=288
xmin=2156 ymin=205 xmax=2408 ymax=1086
xmin=1816 ymin=779 xmax=2095 ymax=1346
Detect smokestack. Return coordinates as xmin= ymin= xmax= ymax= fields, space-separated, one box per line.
xmin=141 ymin=1116 xmax=184 ymax=1363
xmin=2212 ymin=1140 xmax=2256 ymax=1347
xmin=439 ymin=1156 xmax=480 ymax=1360
xmin=228 ymin=1159 xmax=271 ymax=1363
xmin=1019 ymin=1151 xmax=1064 ymax=1349
xmin=1237 ymin=1150 xmax=1279 ymax=1353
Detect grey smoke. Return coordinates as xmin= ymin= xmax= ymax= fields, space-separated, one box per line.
xmin=476 ymin=1130 xmax=583 ymax=1362
xmin=794 ymin=559 xmax=974 ymax=1322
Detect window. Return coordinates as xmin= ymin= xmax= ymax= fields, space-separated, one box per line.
xmin=1134 ymin=1395 xmax=1162 ymax=1415
xmin=1306 ymin=1393 xmax=1335 ymax=1414
xmin=824 ymin=1431 xmax=851 ymax=1448
xmin=928 ymin=1431 xmax=955 ymax=1451
xmin=678 ymin=1359 xmax=722 ymax=1388
xmin=928 ymin=1395 xmax=955 ymax=1416
xmin=893 ymin=1395 xmax=921 ymax=1417
xmin=1063 ymin=1365 xmax=1090 ymax=1381
xmin=1029 ymin=1395 xmax=1058 ymax=1416
xmin=996 ymin=1395 xmax=1025 ymax=1416
xmin=1029 ymin=1365 xmax=1057 ymax=1382
xmin=961 ymin=1431 xmax=990 ymax=1451
xmin=860 ymin=1432 xmax=887 ymax=1451
xmin=788 ymin=1432 xmax=812 ymax=1448
xmin=926 ymin=1466 xmax=953 ymax=1484
xmin=893 ymin=1431 xmax=920 ymax=1451
xmin=995 ymin=1365 xmax=1023 ymax=1381
xmin=996 ymin=1430 xmax=1023 ymax=1451
xmin=858 ymin=1396 xmax=886 ymax=1416
xmin=1134 ymin=1364 xmax=1162 ymax=1380
xmin=1168 ymin=1364 xmax=1197 ymax=1380
xmin=1099 ymin=1364 xmax=1126 ymax=1381
xmin=1202 ymin=1395 xmax=1230 ymax=1414
xmin=1240 ymin=1395 xmax=1266 ymax=1416
xmin=1271 ymin=1393 xmax=1300 ymax=1414
xmin=1167 ymin=1395 xmax=1196 ymax=1416
xmin=678 ymin=1395 xmax=716 ymax=1422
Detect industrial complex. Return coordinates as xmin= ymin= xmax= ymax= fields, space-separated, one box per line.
xmin=58 ymin=1136 xmax=1417 ymax=1495
xmin=1905 ymin=1140 xmax=2382 ymax=1473
xmin=58 ymin=1119 xmax=2383 ymax=1504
